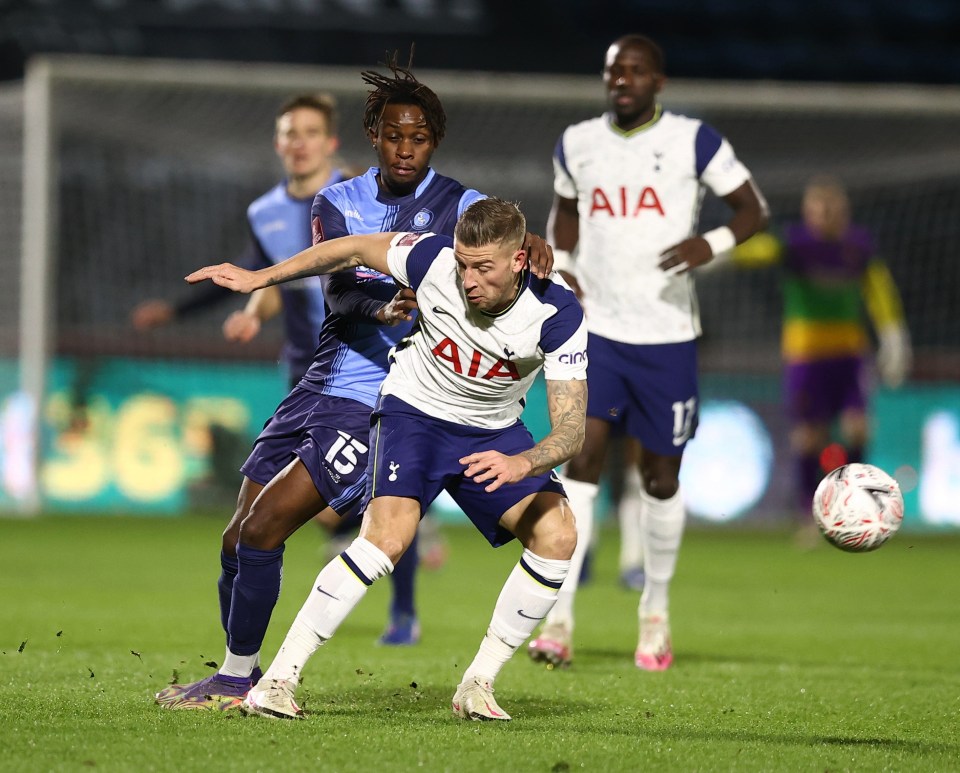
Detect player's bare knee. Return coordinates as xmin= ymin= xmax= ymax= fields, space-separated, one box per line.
xmin=238 ymin=507 xmax=283 ymax=551
xmin=565 ymin=454 xmax=604 ymax=484
xmin=221 ymin=519 xmax=242 ymax=556
xmin=554 ymin=518 xmax=578 ymax=560
xmin=640 ymin=454 xmax=682 ymax=499
xmin=364 ymin=533 xmax=406 ymax=565
xmin=525 ymin=508 xmax=577 ymax=560
xmin=643 ymin=475 xmax=679 ymax=499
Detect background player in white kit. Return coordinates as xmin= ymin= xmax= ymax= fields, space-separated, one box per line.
xmin=187 ymin=198 xmax=588 ymax=721
xmin=528 ymin=34 xmax=769 ymax=671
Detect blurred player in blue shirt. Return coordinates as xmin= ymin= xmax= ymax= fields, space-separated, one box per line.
xmin=131 ymin=93 xmax=346 ymax=387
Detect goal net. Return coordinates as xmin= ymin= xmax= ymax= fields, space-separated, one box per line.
xmin=3 ymin=55 xmax=959 ymax=521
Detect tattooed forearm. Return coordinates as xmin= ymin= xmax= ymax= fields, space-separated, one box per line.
xmin=520 ymin=378 xmax=586 ymax=477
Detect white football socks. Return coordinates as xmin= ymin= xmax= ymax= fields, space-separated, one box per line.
xmin=463 ymin=549 xmax=569 ymax=683
xmin=638 ymin=487 xmax=685 ymax=617
xmin=618 ymin=465 xmax=644 ymax=573
xmin=220 ymin=650 xmax=259 ymax=679
xmin=263 ymin=537 xmax=393 ymax=686
xmin=542 ymin=475 xmax=597 ymax=631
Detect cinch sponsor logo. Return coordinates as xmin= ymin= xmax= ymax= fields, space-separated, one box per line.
xmin=590 ymin=186 xmax=664 ymax=216
xmin=431 ymin=337 xmax=520 ymax=381
xmin=559 ymin=351 xmax=588 ymax=364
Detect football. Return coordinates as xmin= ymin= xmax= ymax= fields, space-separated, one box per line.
xmin=811 ymin=463 xmax=904 ymax=552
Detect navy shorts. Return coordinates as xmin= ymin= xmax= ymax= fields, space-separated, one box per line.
xmin=586 ymin=334 xmax=699 ymax=455
xmin=364 ymin=395 xmax=566 ymax=547
xmin=240 ymin=387 xmax=372 ymax=519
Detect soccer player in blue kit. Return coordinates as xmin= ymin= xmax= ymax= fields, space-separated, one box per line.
xmin=132 ymin=93 xmax=345 ymax=389
xmin=188 ymin=198 xmax=587 ymax=722
xmin=135 ymin=91 xmax=431 ymax=652
xmin=156 ymin=62 xmax=555 ymax=710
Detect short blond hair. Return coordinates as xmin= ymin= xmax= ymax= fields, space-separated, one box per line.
xmin=454 ymin=198 xmax=526 ymax=251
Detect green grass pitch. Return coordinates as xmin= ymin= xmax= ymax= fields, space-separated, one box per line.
xmin=1 ymin=514 xmax=958 ymax=772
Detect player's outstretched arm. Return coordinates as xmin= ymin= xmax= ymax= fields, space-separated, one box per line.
xmin=185 ymin=232 xmax=399 ymax=292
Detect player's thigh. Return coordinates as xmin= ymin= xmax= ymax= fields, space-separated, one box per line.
xmin=365 ymin=397 xmax=455 ymax=508
xmin=638 ymin=447 xmax=682 ymax=498
xmin=240 ymin=458 xmax=328 ymax=549
xmin=292 ymin=396 xmax=374 ymax=522
xmin=501 ymin=490 xmax=576 ymax=560
xmin=582 ymin=333 xmax=630 ymax=436
xmin=566 ymin=416 xmax=613 ymax=483
xmin=312 ymin=507 xmax=342 ymax=532
xmin=240 ymin=395 xmax=374 ymax=548
xmin=448 ymin=421 xmax=567 ymax=548
xmin=785 ymin=357 xmax=860 ymax=427
xmin=624 ymin=340 xmax=699 ymax=455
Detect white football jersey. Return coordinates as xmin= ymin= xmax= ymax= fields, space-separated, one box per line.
xmin=383 ymin=232 xmax=588 ymax=429
xmin=555 ymin=108 xmax=752 ymax=343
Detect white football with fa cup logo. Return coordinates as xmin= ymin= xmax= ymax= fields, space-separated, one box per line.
xmin=812 ymin=463 xmax=904 ymax=552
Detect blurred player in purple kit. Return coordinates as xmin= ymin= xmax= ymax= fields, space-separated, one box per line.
xmin=528 ymin=33 xmax=769 ymax=671
xmin=155 ymin=62 xmax=555 ymax=711
xmin=187 ymin=198 xmax=587 ymax=722
xmin=740 ymin=175 xmax=911 ymax=535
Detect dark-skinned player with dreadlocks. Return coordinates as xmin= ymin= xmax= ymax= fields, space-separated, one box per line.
xmin=154 ymin=52 xmax=555 ymax=712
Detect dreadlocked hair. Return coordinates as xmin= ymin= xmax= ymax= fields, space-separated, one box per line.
xmin=361 ymin=47 xmax=447 ymax=146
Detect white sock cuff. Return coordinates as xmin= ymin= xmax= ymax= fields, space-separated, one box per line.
xmin=521 ymin=548 xmax=570 ymax=586
xmin=640 ymin=486 xmax=683 ymax=512
xmin=558 ymin=474 xmax=599 ymax=500
xmin=343 ymin=536 xmax=395 ymax=583
xmin=623 ymin=465 xmax=643 ymax=493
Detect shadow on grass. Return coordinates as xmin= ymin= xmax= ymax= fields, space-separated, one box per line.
xmin=651 ymin=726 xmax=959 ymax=756
xmin=574 ymin=646 xmax=803 ymax=669
xmin=295 ymin=682 xmax=597 ymax=723
xmin=291 ymin=685 xmax=959 ymax=757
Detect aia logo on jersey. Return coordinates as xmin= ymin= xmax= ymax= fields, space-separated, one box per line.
xmin=431 ymin=337 xmax=520 ymax=381
xmin=590 ymin=186 xmax=665 ymax=217
xmin=411 ymin=208 xmax=434 ymax=230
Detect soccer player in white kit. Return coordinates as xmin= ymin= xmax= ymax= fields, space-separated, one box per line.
xmin=528 ymin=34 xmax=769 ymax=671
xmin=187 ymin=198 xmax=589 ymax=721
